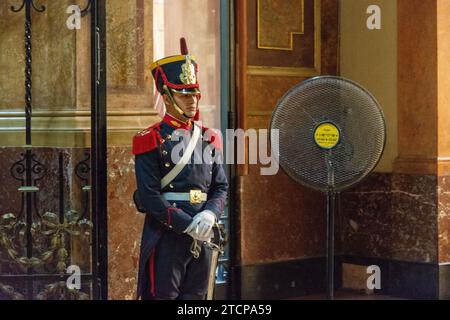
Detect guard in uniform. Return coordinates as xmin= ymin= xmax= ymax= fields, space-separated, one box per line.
xmin=133 ymin=39 xmax=228 ymax=300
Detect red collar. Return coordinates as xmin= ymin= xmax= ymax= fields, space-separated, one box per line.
xmin=163 ymin=113 xmax=193 ymax=130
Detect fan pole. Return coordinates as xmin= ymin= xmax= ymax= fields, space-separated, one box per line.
xmin=326 ymin=190 xmax=335 ymax=300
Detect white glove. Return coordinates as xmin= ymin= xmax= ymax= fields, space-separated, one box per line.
xmin=184 ymin=210 xmax=216 ymax=241
xmin=194 ymin=210 xmax=216 ymax=238
xmin=184 ymin=222 xmax=212 ymax=242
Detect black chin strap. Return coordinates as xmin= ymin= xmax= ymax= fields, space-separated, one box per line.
xmin=163 ymin=85 xmax=194 ymax=121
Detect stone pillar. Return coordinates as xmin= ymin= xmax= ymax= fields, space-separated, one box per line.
xmin=436 ymin=0 xmax=450 ymax=299
xmin=340 ymin=0 xmax=450 ymax=300
xmin=394 ymin=0 xmax=450 ymax=299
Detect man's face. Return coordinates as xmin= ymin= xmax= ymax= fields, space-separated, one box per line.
xmin=170 ymin=92 xmax=198 ymax=118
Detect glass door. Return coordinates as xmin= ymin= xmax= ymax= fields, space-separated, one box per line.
xmin=0 ymin=0 xmax=107 ymax=300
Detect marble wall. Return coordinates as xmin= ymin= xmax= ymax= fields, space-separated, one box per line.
xmin=107 ymin=146 xmax=143 ymax=300
xmin=339 ymin=172 xmax=450 ymax=265
xmin=438 ymin=176 xmax=450 ymax=263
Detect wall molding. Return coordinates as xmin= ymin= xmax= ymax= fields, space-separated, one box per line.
xmin=394 ymin=156 xmax=450 ymax=176
xmin=0 ymin=110 xmax=158 ymax=147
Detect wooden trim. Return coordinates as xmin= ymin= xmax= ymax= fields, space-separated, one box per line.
xmin=247 ymin=65 xmax=319 ymax=77
xmin=392 ymin=157 xmax=450 ymax=176
xmin=236 ymin=0 xmax=249 ymax=176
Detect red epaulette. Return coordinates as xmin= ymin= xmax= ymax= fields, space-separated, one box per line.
xmin=201 ymin=126 xmax=223 ymax=151
xmin=132 ymin=123 xmax=163 ymax=155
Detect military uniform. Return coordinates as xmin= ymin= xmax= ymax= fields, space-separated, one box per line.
xmin=133 ymin=40 xmax=228 ymax=300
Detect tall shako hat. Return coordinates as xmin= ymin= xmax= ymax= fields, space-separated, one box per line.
xmin=150 ymin=38 xmax=201 ymax=121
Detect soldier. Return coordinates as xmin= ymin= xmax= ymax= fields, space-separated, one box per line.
xmin=133 ymin=38 xmax=228 ymax=300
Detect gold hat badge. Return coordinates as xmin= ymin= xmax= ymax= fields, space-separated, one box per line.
xmin=180 ymin=55 xmax=197 ymax=85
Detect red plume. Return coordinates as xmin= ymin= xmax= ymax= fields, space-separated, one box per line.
xmin=180 ymin=38 xmax=189 ymax=55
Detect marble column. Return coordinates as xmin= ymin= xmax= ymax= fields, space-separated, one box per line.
xmin=396 ymin=0 xmax=450 ymax=268
xmin=340 ymin=0 xmax=450 ymax=300
xmin=343 ymin=0 xmax=450 ymax=299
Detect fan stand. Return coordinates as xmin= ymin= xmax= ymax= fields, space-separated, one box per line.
xmin=326 ymin=156 xmax=335 ymax=300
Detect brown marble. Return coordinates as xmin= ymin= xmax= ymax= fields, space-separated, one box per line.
xmin=107 ymin=146 xmax=144 ymax=300
xmin=390 ymin=174 xmax=437 ymax=263
xmin=340 ymin=173 xmax=393 ymax=259
xmin=341 ymin=173 xmax=438 ymax=263
xmin=438 ymin=176 xmax=450 ymax=263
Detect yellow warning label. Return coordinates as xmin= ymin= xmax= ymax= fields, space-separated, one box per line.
xmin=314 ymin=123 xmax=340 ymax=149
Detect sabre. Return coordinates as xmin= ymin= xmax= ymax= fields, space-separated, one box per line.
xmin=189 ymin=222 xmax=226 ymax=258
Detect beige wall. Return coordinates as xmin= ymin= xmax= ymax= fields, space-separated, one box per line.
xmin=340 ymin=0 xmax=398 ymax=172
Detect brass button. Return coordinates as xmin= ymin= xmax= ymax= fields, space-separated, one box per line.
xmin=165 ymin=163 xmax=171 ymax=168
xmin=162 ymin=150 xmax=168 ymax=156
xmin=166 ymin=134 xmax=172 ymax=140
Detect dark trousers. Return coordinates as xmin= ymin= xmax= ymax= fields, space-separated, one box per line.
xmin=142 ymin=230 xmax=212 ymax=300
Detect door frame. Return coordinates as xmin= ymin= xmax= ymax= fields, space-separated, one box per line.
xmin=91 ymin=0 xmax=108 ymax=301
xmin=220 ymin=0 xmax=240 ymax=301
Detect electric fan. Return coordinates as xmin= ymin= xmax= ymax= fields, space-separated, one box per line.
xmin=270 ymin=76 xmax=386 ymax=299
